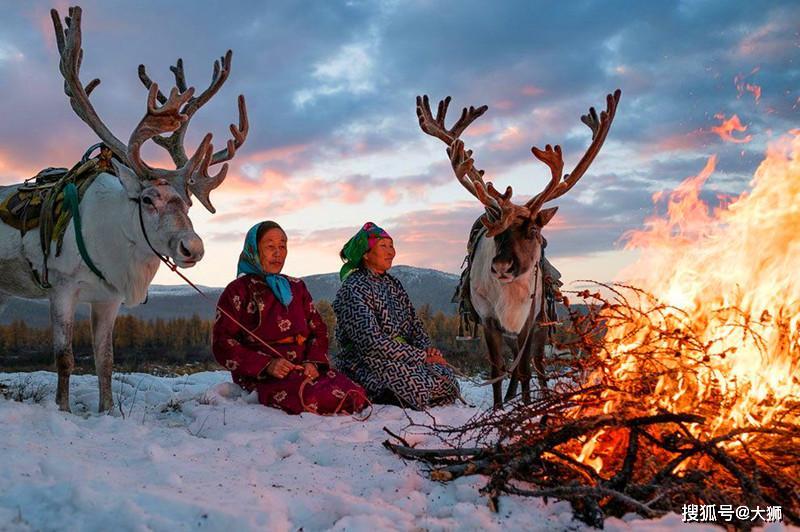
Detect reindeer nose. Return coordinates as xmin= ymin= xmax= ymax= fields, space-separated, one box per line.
xmin=178 ymin=236 xmax=204 ymax=263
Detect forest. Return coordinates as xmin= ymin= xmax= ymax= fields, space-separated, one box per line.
xmin=0 ymin=301 xmax=491 ymax=376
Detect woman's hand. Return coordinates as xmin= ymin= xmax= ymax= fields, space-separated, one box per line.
xmin=302 ymin=362 xmax=319 ymax=381
xmin=266 ymin=358 xmax=302 ymax=379
xmin=425 ymin=347 xmax=446 ymax=365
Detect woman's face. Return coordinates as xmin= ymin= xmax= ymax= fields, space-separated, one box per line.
xmin=258 ymin=227 xmax=287 ymax=274
xmin=362 ymin=237 xmax=395 ymax=274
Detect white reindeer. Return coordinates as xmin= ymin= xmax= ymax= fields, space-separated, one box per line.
xmin=416 ymin=90 xmax=620 ymax=405
xmin=0 ymin=7 xmax=248 ymax=412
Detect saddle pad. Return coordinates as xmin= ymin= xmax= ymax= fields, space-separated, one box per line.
xmin=0 ymin=167 xmax=68 ymax=232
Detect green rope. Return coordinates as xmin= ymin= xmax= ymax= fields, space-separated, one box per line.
xmin=63 ymin=182 xmax=106 ymax=281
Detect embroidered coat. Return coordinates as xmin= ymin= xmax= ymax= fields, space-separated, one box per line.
xmin=332 ymin=268 xmax=460 ymax=410
xmin=213 ymin=274 xmax=366 ymax=415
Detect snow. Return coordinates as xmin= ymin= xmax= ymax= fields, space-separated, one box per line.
xmin=0 ymin=371 xmax=763 ymax=531
xmin=146 ymin=285 xmax=219 ymax=297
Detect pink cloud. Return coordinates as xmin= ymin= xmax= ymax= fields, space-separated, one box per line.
xmin=521 ymin=86 xmax=544 ymax=97
xmin=489 ymin=125 xmax=526 ymax=151
xmin=641 ymin=128 xmax=710 ymax=155
xmin=239 ymin=143 xmax=313 ymax=165
xmin=737 ymin=20 xmax=795 ymax=58
xmin=0 ymin=130 xmax=102 ymax=184
xmin=493 ymin=99 xmax=515 ymax=111
xmin=207 ymin=169 xmax=454 ymax=224
xmin=461 ymin=122 xmax=494 ymax=138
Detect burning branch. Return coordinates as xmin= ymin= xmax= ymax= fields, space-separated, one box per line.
xmin=385 ymin=284 xmax=800 ymax=528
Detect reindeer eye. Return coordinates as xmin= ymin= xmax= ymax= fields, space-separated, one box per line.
xmin=142 ymin=196 xmax=154 ymax=206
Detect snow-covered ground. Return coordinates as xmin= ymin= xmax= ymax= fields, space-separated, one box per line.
xmin=0 ymin=371 xmax=753 ymax=531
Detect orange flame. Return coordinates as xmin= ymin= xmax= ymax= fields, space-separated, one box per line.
xmin=575 ymin=131 xmax=800 ymax=473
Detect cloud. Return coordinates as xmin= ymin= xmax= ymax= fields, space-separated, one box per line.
xmin=293 ymin=42 xmax=377 ymax=108
xmin=0 ymin=41 xmax=24 ymax=64
xmin=1 ymin=0 xmax=797 ymax=285
xmin=208 ymin=166 xmax=455 ymax=222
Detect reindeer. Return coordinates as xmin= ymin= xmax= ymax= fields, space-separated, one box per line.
xmin=0 ymin=7 xmax=248 ymax=412
xmin=416 ymin=89 xmax=620 ymax=406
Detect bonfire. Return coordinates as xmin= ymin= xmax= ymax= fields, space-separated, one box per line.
xmin=385 ymin=133 xmax=800 ymax=528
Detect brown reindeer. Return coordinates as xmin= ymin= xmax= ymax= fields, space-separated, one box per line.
xmin=416 ymin=89 xmax=620 ymax=405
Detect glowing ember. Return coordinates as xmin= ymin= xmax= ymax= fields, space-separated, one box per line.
xmin=576 ymin=132 xmax=800 ymax=473
xmin=735 ymin=71 xmax=762 ymax=104
xmin=711 ymin=113 xmax=752 ymax=143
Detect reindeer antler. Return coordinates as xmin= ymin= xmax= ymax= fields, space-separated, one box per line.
xmin=137 ymin=51 xmax=249 ymax=166
xmin=50 ymin=7 xmax=127 ymax=162
xmin=137 ymin=52 xmax=248 ymax=212
xmin=525 ymin=90 xmax=621 ymax=214
xmin=418 ymin=90 xmax=621 ymax=236
xmin=416 ymin=95 xmax=509 ymax=228
xmin=51 ymin=6 xmax=245 ymax=213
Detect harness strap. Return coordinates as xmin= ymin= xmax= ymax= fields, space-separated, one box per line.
xmin=64 ymin=182 xmax=106 ymax=281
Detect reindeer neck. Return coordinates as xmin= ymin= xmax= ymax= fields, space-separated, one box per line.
xmin=80 ymin=174 xmax=161 ymax=306
xmin=470 ymin=240 xmax=543 ymax=335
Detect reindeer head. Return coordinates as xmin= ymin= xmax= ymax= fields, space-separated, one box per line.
xmin=114 ymin=161 xmax=203 ymax=268
xmin=51 ymin=6 xmax=248 ymax=215
xmin=416 ymin=90 xmax=620 ymax=283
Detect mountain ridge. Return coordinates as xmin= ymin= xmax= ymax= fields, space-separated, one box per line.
xmin=0 ymin=265 xmax=461 ymax=327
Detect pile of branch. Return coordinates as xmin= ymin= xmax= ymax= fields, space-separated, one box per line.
xmin=384 ymin=284 xmax=800 ymax=528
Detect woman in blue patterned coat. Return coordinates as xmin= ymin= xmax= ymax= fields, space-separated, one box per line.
xmin=332 ymin=222 xmax=460 ymax=410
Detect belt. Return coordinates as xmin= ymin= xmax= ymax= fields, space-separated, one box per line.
xmin=269 ymin=334 xmax=306 ymax=346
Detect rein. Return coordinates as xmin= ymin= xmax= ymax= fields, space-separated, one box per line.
xmin=298 ymin=378 xmax=372 ymax=420
xmin=476 ymin=259 xmax=540 ymax=387
xmin=135 ymin=198 xmax=282 ymax=359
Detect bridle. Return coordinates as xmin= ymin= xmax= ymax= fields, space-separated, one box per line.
xmin=135 ymin=196 xmax=184 ymax=276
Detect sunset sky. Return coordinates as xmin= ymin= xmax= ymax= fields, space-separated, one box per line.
xmin=1 ymin=1 xmax=798 ymax=287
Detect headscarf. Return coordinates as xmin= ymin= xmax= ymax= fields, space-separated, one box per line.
xmin=237 ymin=222 xmax=293 ymax=306
xmin=339 ymin=221 xmax=392 ymax=281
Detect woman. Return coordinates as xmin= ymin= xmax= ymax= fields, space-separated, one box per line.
xmin=332 ymin=222 xmax=460 ymax=410
xmin=213 ymin=221 xmax=368 ymax=415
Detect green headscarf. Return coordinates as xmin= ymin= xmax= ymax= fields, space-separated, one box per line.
xmin=339 ymin=222 xmax=391 ymax=281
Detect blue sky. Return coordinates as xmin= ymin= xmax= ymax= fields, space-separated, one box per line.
xmin=0 ymin=1 xmax=797 ymax=286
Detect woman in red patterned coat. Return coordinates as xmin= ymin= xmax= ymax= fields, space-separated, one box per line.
xmin=213 ymin=221 xmax=368 ymax=415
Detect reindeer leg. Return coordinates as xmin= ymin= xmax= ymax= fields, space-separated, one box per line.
xmin=91 ymin=300 xmax=121 ymax=413
xmin=531 ymin=322 xmax=549 ymax=399
xmin=51 ymin=290 xmax=78 ymax=412
xmin=484 ymin=324 xmax=506 ymax=407
xmin=520 ymin=334 xmax=536 ymax=404
xmin=503 ymin=336 xmax=520 ymax=403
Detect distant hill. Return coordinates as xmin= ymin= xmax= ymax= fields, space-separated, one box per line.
xmin=0 ymin=265 xmax=460 ymax=327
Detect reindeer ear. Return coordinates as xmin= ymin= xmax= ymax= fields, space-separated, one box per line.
xmin=112 ymin=159 xmax=143 ymax=199
xmin=535 ymin=206 xmax=558 ymax=227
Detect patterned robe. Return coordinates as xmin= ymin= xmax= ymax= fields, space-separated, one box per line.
xmin=332 ymin=268 xmax=460 ymax=410
xmin=213 ymin=274 xmax=367 ymax=415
